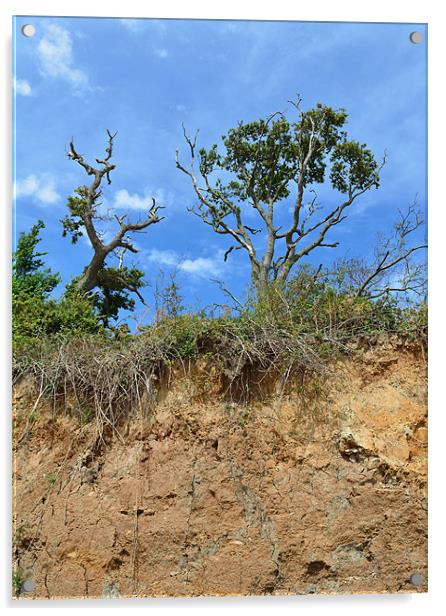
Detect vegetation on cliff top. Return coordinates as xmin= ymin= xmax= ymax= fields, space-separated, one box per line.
xmin=13 ymin=220 xmax=426 ymax=435
xmin=12 ymin=99 xmax=427 ymax=433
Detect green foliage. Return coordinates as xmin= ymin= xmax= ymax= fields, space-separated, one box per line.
xmin=13 ymin=222 xmax=100 ymax=349
xmin=197 ymin=102 xmax=375 ymax=209
xmin=44 ymin=472 xmax=57 ymax=485
xmin=60 ymin=186 xmax=90 ymax=244
xmin=152 ymin=314 xmax=210 ymax=359
xmin=330 ymin=140 xmax=379 ymax=194
xmin=238 ymin=407 xmax=248 ymax=427
xmin=244 ymin=264 xmax=427 ymax=346
xmin=93 ymin=265 xmax=146 ymax=326
xmin=12 ymin=223 xmax=426 ymax=371
xmin=210 ymin=117 xmax=300 ymax=203
xmin=13 ymin=523 xmax=24 ymax=545
xmin=160 ymin=275 xmax=184 ymax=319
xmin=12 ymin=568 xmax=25 ymax=596
xmin=48 ymin=291 xmax=100 ymax=335
xmin=13 ymin=285 xmax=426 ymax=432
xmin=79 ymin=406 xmax=94 ymax=425
xmin=13 ymin=220 xmax=60 ymax=297
xmin=13 ymin=286 xmax=100 ymax=350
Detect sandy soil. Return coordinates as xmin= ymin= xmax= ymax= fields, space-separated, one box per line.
xmin=12 ymin=340 xmax=427 ymax=598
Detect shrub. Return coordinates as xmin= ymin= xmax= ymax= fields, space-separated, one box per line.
xmin=12 ymin=221 xmax=101 ymax=350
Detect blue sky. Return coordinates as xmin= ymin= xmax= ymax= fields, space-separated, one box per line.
xmin=13 ymin=17 xmax=427 ymax=324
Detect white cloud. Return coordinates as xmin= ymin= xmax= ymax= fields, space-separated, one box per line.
xmin=114 ymin=189 xmax=154 ymax=211
xmin=14 ymin=79 xmax=31 ymax=96
xmin=147 ymin=249 xmax=179 ymax=267
xmin=113 ymin=187 xmax=172 ymax=211
xmin=36 ymin=181 xmax=59 ymax=204
xmin=118 ymin=19 xmax=169 ymax=57
xmin=37 ymin=23 xmax=88 ymax=90
xmin=15 ymin=175 xmax=39 ymax=196
xmin=15 ymin=174 xmax=60 ymax=205
xmin=179 ymin=257 xmax=223 ymax=278
xmin=147 ymin=248 xmax=224 ymax=278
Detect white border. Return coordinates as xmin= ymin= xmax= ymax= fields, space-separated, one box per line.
xmin=1 ymin=1 xmax=443 ymax=614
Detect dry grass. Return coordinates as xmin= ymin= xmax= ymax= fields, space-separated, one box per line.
xmin=13 ymin=316 xmax=327 ymax=439
xmin=13 ymin=298 xmax=427 ymax=442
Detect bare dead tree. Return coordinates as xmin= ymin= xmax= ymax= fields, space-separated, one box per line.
xmin=176 ymin=99 xmax=385 ymax=294
xmin=353 ymin=201 xmax=427 ymax=300
xmin=64 ymin=130 xmax=164 ymax=293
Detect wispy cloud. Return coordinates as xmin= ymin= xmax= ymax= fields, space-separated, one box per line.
xmin=79 ymin=226 xmax=115 ymax=249
xmin=147 ymin=248 xmax=224 ymax=278
xmin=147 ymin=248 xmax=178 ymax=267
xmin=171 ymin=103 xmax=188 ymax=113
xmin=14 ymin=78 xmax=31 ymax=96
xmin=37 ymin=23 xmax=88 ymax=91
xmin=118 ymin=18 xmax=170 ymax=58
xmin=153 ymin=47 xmax=169 ymax=59
xmin=119 ymin=18 xmax=167 ymax=35
xmin=119 ymin=19 xmax=145 ymax=33
xmin=15 ymin=174 xmax=60 ymax=205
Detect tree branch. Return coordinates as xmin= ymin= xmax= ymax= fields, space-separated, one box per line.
xmin=66 ymin=131 xmax=164 ymax=294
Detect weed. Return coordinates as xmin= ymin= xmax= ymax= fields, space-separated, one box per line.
xmin=12 ymin=568 xmax=25 ymax=596
xmin=79 ymin=406 xmax=93 ymax=425
xmin=13 ymin=523 xmax=26 ymax=547
xmin=44 ymin=472 xmax=57 ymax=486
xmin=238 ymin=408 xmax=248 ymax=427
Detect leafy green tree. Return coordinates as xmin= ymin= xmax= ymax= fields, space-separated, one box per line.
xmin=12 ymin=221 xmax=99 ymax=346
xmin=13 ymin=220 xmax=60 ymax=298
xmin=177 ymin=98 xmax=384 ymax=294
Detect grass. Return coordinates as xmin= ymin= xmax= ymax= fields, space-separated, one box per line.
xmin=12 ymin=568 xmax=25 ymax=596
xmin=44 ymin=472 xmax=57 ymax=485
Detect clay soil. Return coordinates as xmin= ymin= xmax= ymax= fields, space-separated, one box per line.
xmin=12 ymin=341 xmax=427 ymax=599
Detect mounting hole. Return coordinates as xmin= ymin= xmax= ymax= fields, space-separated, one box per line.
xmin=22 ymin=579 xmax=35 ymax=593
xmin=409 ymin=31 xmax=422 ymax=44
xmin=410 ymin=573 xmax=424 ymax=587
xmin=21 ymin=24 xmax=36 ymax=38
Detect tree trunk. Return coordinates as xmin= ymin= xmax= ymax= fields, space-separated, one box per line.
xmin=75 ymin=249 xmax=107 ymax=293
xmin=251 ymin=265 xmax=273 ymax=300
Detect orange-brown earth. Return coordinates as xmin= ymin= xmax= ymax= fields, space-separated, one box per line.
xmin=12 ymin=339 xmax=427 ymax=599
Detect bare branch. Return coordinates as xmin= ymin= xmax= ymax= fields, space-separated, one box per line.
xmin=355 ymin=203 xmax=427 ymax=299
xmin=66 ymin=132 xmax=164 ymax=295
xmin=223 ymin=245 xmax=243 ymax=262
xmin=118 ymin=247 xmax=127 ymax=270
xmin=356 ymin=245 xmax=427 ymax=297
xmin=176 ymin=128 xmax=261 ymax=279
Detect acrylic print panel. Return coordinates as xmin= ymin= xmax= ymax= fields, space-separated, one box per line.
xmin=12 ymin=16 xmax=427 ymax=599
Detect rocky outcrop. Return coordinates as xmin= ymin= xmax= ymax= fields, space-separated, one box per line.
xmin=12 ymin=344 xmax=427 ymax=598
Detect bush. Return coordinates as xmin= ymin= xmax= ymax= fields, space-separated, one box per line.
xmin=245 ymin=266 xmax=427 ymax=345
xmin=12 ymin=221 xmax=101 ymax=350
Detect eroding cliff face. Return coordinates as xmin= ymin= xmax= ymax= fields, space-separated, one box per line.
xmin=12 ymin=344 xmax=427 ymax=598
